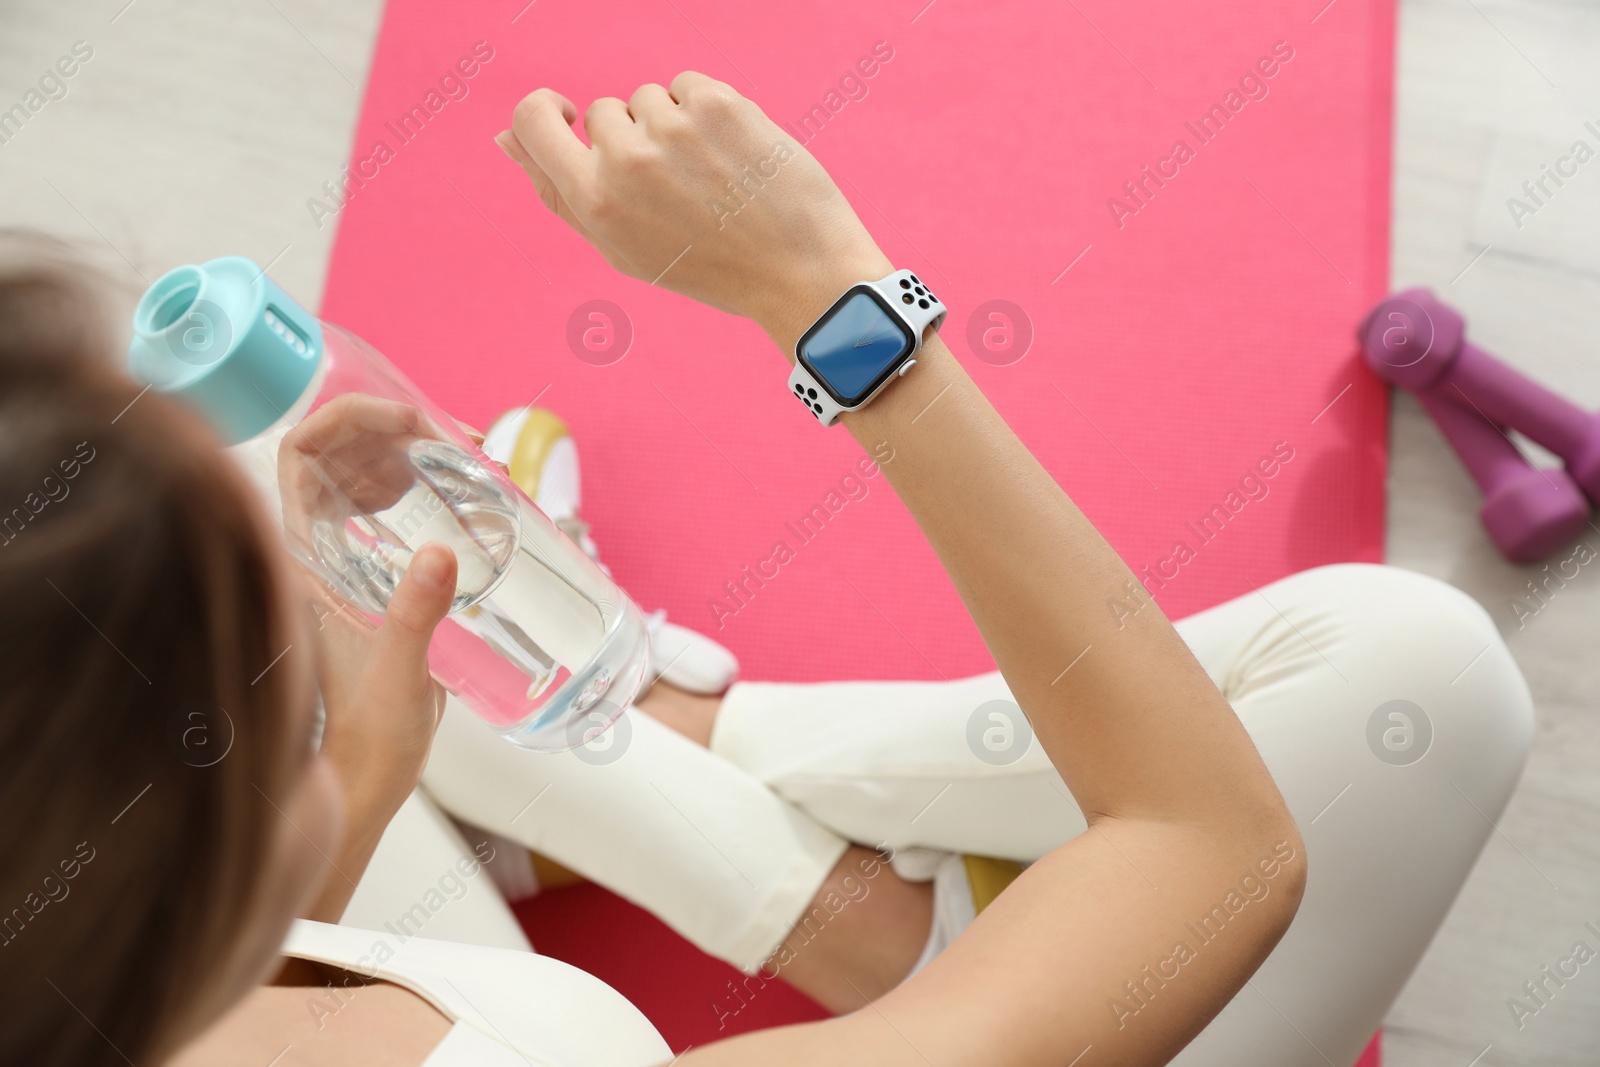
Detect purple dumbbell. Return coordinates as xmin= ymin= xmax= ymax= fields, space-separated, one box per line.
xmin=1413 ymin=389 xmax=1589 ymax=561
xmin=1359 ymin=287 xmax=1600 ymax=500
xmin=1358 ymin=289 xmax=1591 ymax=562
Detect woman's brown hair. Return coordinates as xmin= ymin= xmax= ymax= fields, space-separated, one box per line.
xmin=0 ymin=235 xmax=308 ymax=1065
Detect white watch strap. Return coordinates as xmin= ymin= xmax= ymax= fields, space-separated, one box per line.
xmin=788 ymin=361 xmax=849 ymax=426
xmin=878 ymin=268 xmax=948 ymax=338
xmin=788 ymin=269 xmax=946 ymax=426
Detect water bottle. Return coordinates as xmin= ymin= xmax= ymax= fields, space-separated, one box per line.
xmin=127 ymin=256 xmax=650 ymax=751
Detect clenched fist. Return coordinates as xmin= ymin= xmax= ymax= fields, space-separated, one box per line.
xmin=496 ymin=71 xmax=892 ymax=357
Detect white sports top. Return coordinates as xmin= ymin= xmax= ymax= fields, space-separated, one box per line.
xmin=283 ymin=920 xmax=672 ymax=1067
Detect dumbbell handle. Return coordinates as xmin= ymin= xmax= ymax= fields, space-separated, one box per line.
xmin=1433 ymin=340 xmax=1593 ymax=462
xmin=1415 ymin=389 xmax=1523 ymax=494
xmin=1418 ymin=382 xmax=1591 ymax=562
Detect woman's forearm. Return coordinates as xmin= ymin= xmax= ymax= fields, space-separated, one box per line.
xmin=757 ymin=280 xmax=1284 ymax=832
xmin=858 ymin=340 xmax=1281 ymax=824
xmin=299 ymin=762 xmax=412 ymax=924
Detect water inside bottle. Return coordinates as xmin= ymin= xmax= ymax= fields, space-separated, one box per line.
xmin=311 ymin=439 xmax=520 ymax=614
xmin=298 ymin=435 xmax=647 ymax=743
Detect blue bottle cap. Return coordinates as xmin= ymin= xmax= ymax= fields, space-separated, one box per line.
xmin=127 ymin=256 xmax=325 ymax=445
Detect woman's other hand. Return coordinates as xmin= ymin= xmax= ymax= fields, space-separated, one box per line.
xmin=300 ymin=543 xmax=457 ymax=922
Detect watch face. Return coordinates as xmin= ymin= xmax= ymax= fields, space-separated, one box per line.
xmin=797 ymin=286 xmax=915 ymax=406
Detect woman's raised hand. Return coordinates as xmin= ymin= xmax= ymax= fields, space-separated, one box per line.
xmin=496 ymin=72 xmax=892 ymax=354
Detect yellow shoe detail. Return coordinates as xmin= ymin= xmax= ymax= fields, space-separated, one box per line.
xmin=963 ymin=855 xmax=1027 ymax=914
xmin=502 ymin=407 xmax=570 ymax=501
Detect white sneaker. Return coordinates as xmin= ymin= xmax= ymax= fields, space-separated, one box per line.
xmin=470 ymin=826 xmax=541 ymax=902
xmin=484 ymin=405 xmax=739 ymax=695
xmin=641 ymin=608 xmax=740 ymax=696
xmin=482 ymin=406 xmax=598 ymax=559
xmin=901 ymin=852 xmax=1029 ymax=979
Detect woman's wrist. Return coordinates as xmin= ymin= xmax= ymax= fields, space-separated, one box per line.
xmin=752 ymin=244 xmax=895 ymax=360
xmin=298 ymin=744 xmax=419 ymax=924
xmin=322 ymin=727 xmax=426 ymax=819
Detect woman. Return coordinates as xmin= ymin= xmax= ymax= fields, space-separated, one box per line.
xmin=0 ymin=72 xmax=1527 ymax=1066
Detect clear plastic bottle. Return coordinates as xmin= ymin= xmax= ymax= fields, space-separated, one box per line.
xmin=128 ymin=256 xmax=649 ymax=750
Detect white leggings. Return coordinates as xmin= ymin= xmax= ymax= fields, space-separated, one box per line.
xmin=342 ymin=563 xmax=1533 ymax=1067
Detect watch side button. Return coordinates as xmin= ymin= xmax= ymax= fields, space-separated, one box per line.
xmin=898 ymin=358 xmax=917 ymax=377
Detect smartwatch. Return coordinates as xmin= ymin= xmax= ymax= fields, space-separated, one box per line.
xmin=788 ymin=269 xmax=947 ymax=425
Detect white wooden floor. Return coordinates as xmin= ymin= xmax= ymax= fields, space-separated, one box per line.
xmin=2 ymin=1 xmax=1597 ymax=1063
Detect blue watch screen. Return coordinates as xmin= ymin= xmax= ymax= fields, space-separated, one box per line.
xmin=799 ymin=289 xmax=914 ymax=406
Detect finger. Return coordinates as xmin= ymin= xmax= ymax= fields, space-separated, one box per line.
xmin=668 ymin=70 xmax=735 ymax=106
xmin=292 ymin=395 xmax=426 ymax=454
xmin=510 ymin=88 xmax=592 ymax=197
xmin=287 ymin=395 xmax=442 ymax=510
xmin=496 ymin=130 xmax=561 ymax=216
xmin=583 ymin=96 xmax=634 ymax=149
xmin=496 ymin=128 xmax=632 ymax=270
xmin=628 ymin=82 xmax=678 ymax=125
xmin=495 ymin=128 xmax=598 ymax=239
xmin=452 ymin=420 xmax=511 ymax=476
xmin=373 ymin=542 xmax=457 ymax=676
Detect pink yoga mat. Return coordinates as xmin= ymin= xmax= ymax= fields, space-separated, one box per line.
xmin=325 ymin=0 xmax=1393 ymax=1060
